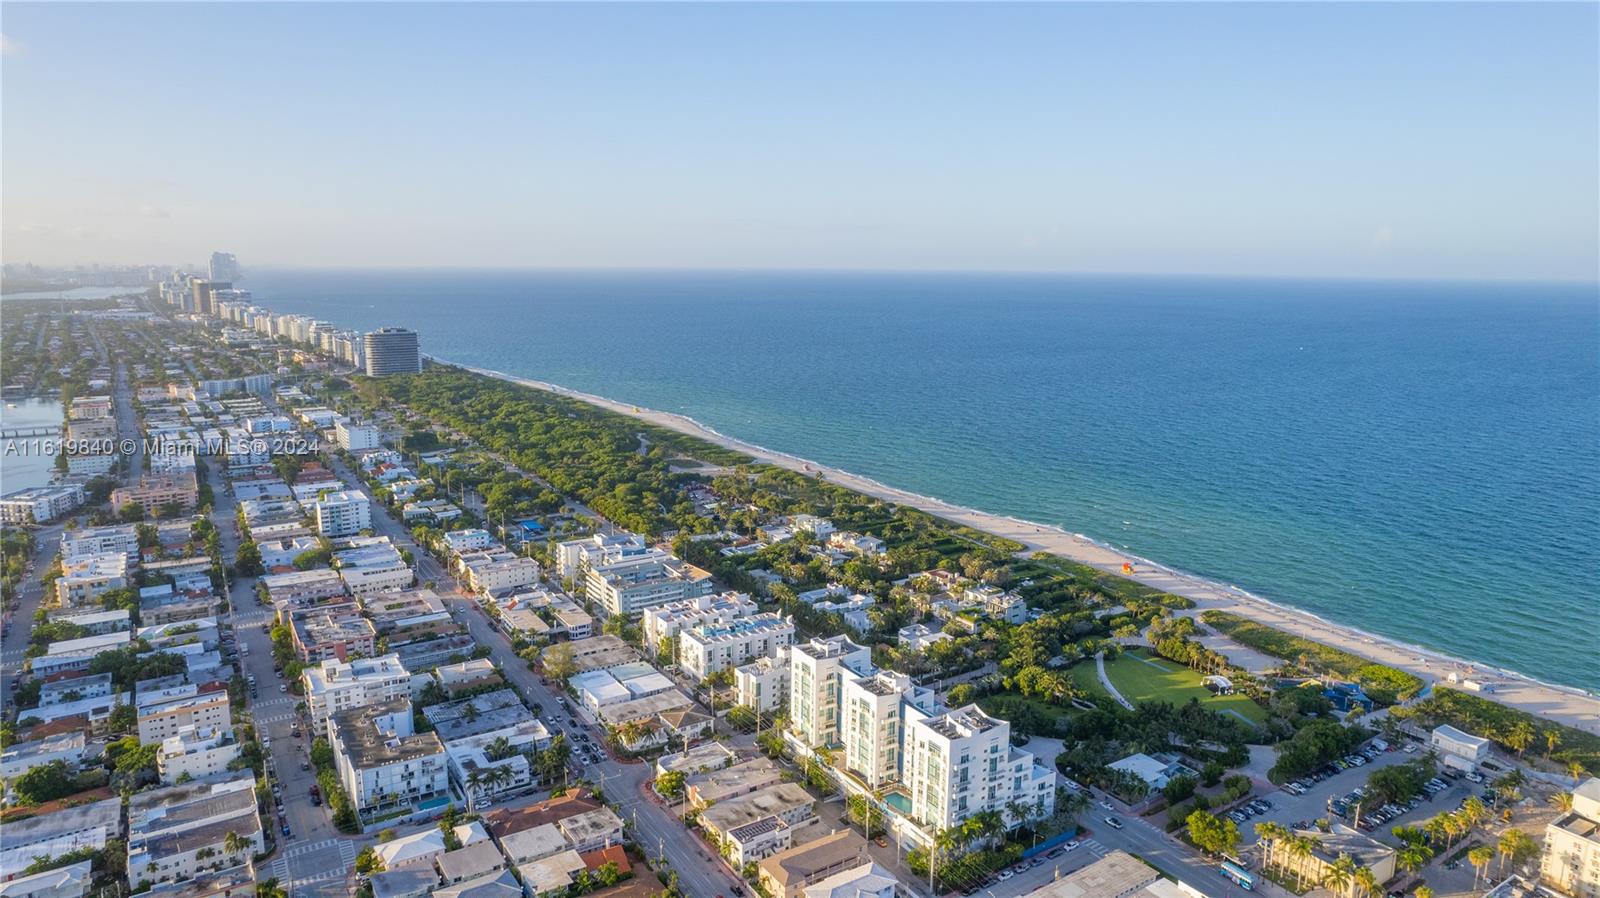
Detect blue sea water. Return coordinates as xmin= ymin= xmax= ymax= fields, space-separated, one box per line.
xmin=246 ymin=269 xmax=1600 ymax=691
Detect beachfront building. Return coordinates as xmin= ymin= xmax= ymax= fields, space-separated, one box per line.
xmin=1541 ymin=777 xmax=1600 ymax=898
xmin=583 ymin=549 xmax=715 ymax=618
xmin=677 ymin=613 xmax=795 ymax=682
xmin=788 ymin=635 xmax=874 ymax=750
xmin=1431 ymin=724 xmax=1492 ymax=773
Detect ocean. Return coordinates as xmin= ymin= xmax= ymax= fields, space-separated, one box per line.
xmin=245 ymin=269 xmax=1600 ymax=691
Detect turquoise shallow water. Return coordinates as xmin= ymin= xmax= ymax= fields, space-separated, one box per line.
xmin=247 ymin=269 xmax=1600 ymax=691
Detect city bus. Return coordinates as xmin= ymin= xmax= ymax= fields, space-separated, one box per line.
xmin=1219 ymin=861 xmax=1254 ymax=891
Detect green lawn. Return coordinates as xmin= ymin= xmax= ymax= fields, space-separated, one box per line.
xmin=1066 ymin=658 xmax=1111 ymax=700
xmin=1103 ymin=649 xmax=1268 ymax=725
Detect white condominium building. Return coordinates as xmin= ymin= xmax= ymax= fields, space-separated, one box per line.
xmin=642 ymin=592 xmax=757 ymax=658
xmin=679 ymin=613 xmax=796 ymax=682
xmin=330 ymin=698 xmax=449 ymax=820
xmin=902 ymin=705 xmax=1056 ymax=833
xmin=737 ymin=646 xmax=792 ymax=715
xmin=788 ymin=635 xmax=874 ymax=750
xmin=1542 ymin=777 xmax=1600 ymax=898
xmin=302 ymin=652 xmax=411 ymax=727
xmin=553 ymin=531 xmax=649 ymax=581
xmin=314 ymin=491 xmax=371 ymax=537
xmin=334 ymin=538 xmax=414 ymax=595
xmin=583 ymin=549 xmax=715 ymax=618
xmin=841 ymin=671 xmax=940 ymax=791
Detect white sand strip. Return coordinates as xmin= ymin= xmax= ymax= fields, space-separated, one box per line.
xmin=456 ymin=362 xmax=1600 ymax=737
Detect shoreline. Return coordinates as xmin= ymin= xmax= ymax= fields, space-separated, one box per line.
xmin=451 ymin=360 xmax=1600 ymax=736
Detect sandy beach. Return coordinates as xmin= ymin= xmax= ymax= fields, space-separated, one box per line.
xmin=462 ymin=363 xmax=1600 ymax=737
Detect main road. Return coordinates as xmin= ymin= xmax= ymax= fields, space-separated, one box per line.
xmin=323 ymin=456 xmax=744 ymax=898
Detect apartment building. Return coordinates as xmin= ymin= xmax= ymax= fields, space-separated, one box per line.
xmin=758 ymin=831 xmax=873 ymax=898
xmin=314 ymin=491 xmax=371 ymax=537
xmin=459 ymin=552 xmax=540 ymax=596
xmin=583 ymin=549 xmax=714 ymax=618
xmin=334 ymin=538 xmax=414 ymax=595
xmin=841 ymin=671 xmax=939 ymax=791
xmin=788 ymin=635 xmax=873 ymax=750
xmin=55 ymin=553 xmax=130 ymax=608
xmin=335 ymin=419 xmax=383 ymax=452
xmin=136 ymin=682 xmax=231 ymax=743
xmin=699 ymin=783 xmax=818 ymax=868
xmin=126 ymin=775 xmax=263 ymax=886
xmin=262 ymin=568 xmax=348 ymax=609
xmin=553 ymin=532 xmax=648 ymax=582
xmin=641 ymin=592 xmax=757 ymax=658
xmin=0 ymin=484 xmax=86 ymax=524
xmin=290 ymin=606 xmax=378 ymax=662
xmin=302 ymin=653 xmax=411 ymax=728
xmin=110 ymin=471 xmax=200 ymax=517
xmin=329 ymin=699 xmax=449 ymax=823
xmin=60 ymin=524 xmax=141 ymax=562
xmin=901 ymin=704 xmax=1056 ymax=834
xmin=1542 ymin=777 xmax=1600 ymax=898
xmin=737 ymin=646 xmax=792 ymax=716
xmin=156 ymin=725 xmax=242 ymax=784
xmin=678 ymin=613 xmax=796 ymax=682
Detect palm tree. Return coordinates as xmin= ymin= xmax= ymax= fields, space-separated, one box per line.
xmin=1288 ymin=836 xmax=1316 ymax=891
xmin=1497 ymin=829 xmax=1519 ymax=874
xmin=1321 ymin=854 xmax=1355 ymax=898
xmin=223 ymin=830 xmax=249 ymax=856
xmin=1352 ymin=866 xmax=1379 ymax=898
xmin=1568 ymin=761 xmax=1587 ymax=784
xmin=1254 ymin=822 xmax=1285 ymax=875
xmin=1551 ymin=791 xmax=1575 ymax=813
xmin=1506 ymin=721 xmax=1535 ymax=756
xmin=1397 ymin=844 xmax=1432 ymax=878
xmin=1544 ymin=729 xmax=1561 ymax=758
xmin=1414 ymin=886 xmax=1433 ymax=898
xmin=484 ymin=736 xmax=515 ymax=762
xmin=465 ymin=769 xmax=485 ymax=807
xmin=1468 ymin=845 xmax=1494 ymax=889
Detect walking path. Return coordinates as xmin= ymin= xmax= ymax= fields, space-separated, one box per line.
xmin=1096 ymin=652 xmax=1135 ymax=710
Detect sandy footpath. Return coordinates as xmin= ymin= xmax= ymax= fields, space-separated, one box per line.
xmin=463 ymin=363 xmax=1600 ymax=737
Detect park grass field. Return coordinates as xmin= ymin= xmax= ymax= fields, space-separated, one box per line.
xmin=1103 ymin=648 xmax=1268 ymax=725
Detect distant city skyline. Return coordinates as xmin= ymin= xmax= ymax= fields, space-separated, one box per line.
xmin=2 ymin=2 xmax=1596 ymax=281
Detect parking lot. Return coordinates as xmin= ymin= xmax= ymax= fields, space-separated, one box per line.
xmin=1241 ymin=740 xmax=1478 ymax=846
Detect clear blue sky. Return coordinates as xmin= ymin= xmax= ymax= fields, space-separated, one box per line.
xmin=3 ymin=2 xmax=1596 ymax=280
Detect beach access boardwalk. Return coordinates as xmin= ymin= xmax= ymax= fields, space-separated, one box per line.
xmin=464 ymin=362 xmax=1600 ymax=738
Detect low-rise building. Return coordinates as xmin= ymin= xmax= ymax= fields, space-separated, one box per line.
xmin=136 ymin=681 xmax=231 ymax=743
xmin=459 ymin=552 xmax=540 ymax=596
xmin=0 ymin=485 xmax=86 ymax=524
xmin=678 ymin=612 xmax=795 ymax=682
xmin=290 ymin=606 xmax=378 ymax=662
xmin=302 ymin=653 xmax=411 ymax=727
xmin=111 ymin=472 xmax=200 ymax=518
xmin=0 ymin=731 xmax=89 ymax=782
xmin=37 ymin=672 xmax=116 ymax=707
xmin=422 ymin=689 xmax=534 ymax=742
xmin=583 ymin=549 xmax=715 ymax=619
xmin=699 ymin=783 xmax=818 ymax=867
xmin=262 ymin=568 xmax=348 ymax=608
xmin=444 ymin=719 xmax=554 ymax=811
xmin=334 ymin=538 xmax=413 ymax=595
xmin=156 ymin=725 xmax=241 ymax=784
xmin=0 ymin=797 xmax=121 ymax=876
xmin=0 ymin=859 xmax=93 ymax=898
xmin=54 ymin=553 xmax=130 ymax=608
xmin=125 ymin=775 xmax=263 ymax=887
xmin=736 ymin=646 xmax=792 ymax=715
xmin=758 ymin=830 xmax=872 ymax=898
xmin=1431 ymin=724 xmax=1492 ymax=773
xmin=437 ymin=842 xmax=505 ymax=885
xmin=802 ymin=863 xmax=898 ymax=898
xmin=686 ymin=757 xmax=784 ymax=809
xmin=329 ymin=699 xmax=449 ymax=823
